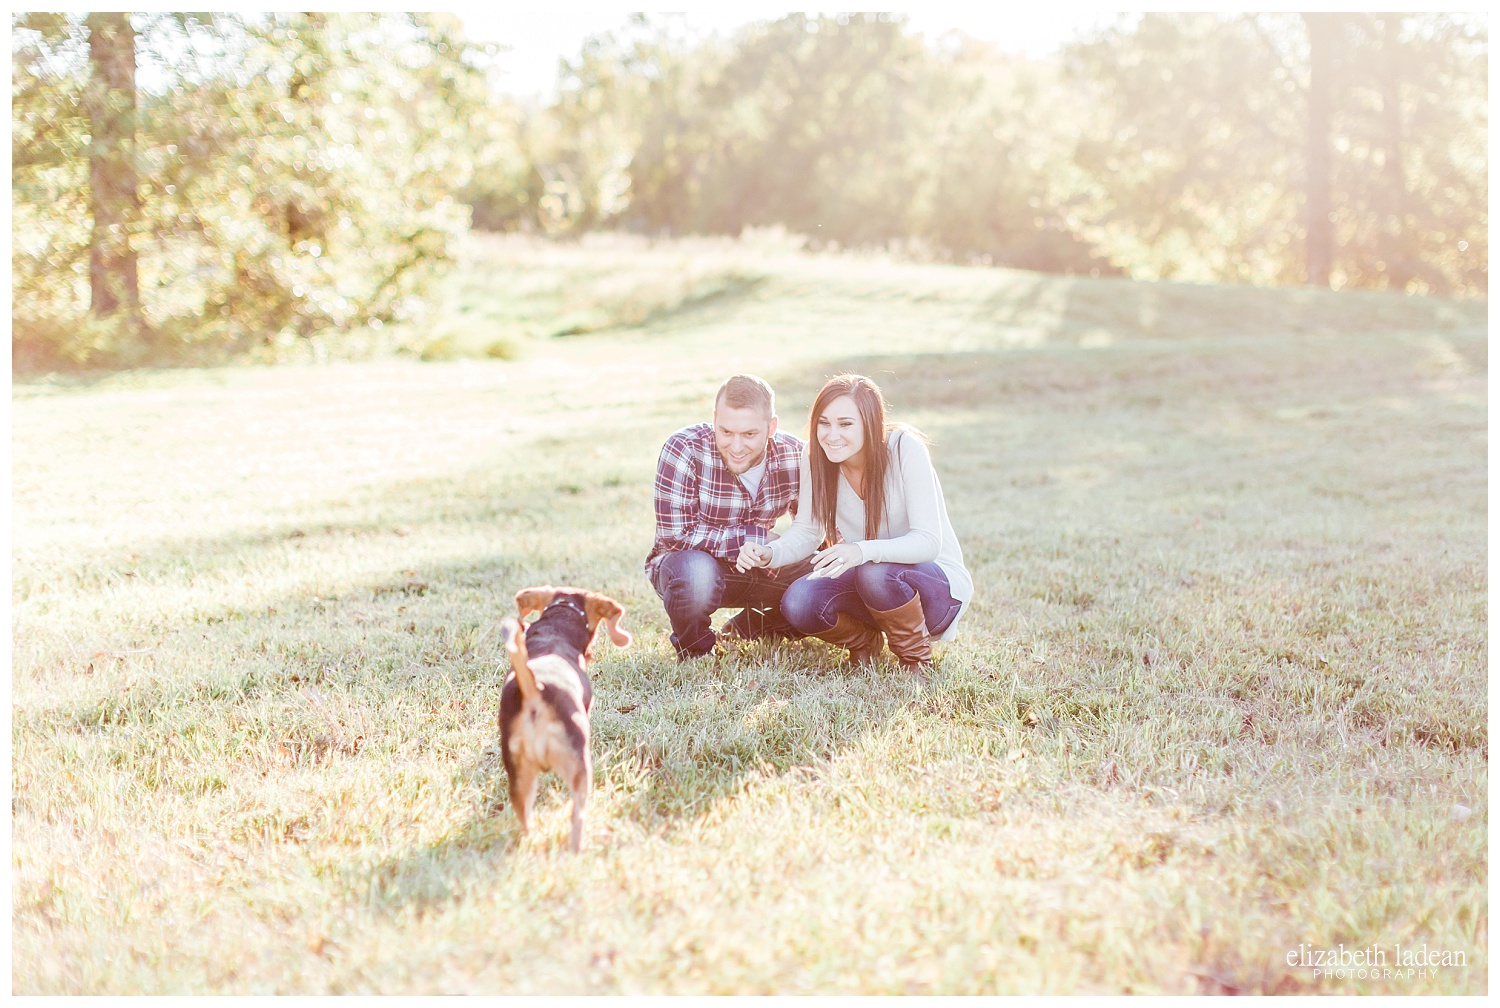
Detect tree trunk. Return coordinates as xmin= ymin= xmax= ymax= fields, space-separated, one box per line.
xmin=1302 ymin=13 xmax=1336 ymax=287
xmin=85 ymin=13 xmax=141 ymax=322
xmin=1377 ymin=15 xmax=1413 ymax=290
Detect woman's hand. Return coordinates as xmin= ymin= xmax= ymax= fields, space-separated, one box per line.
xmin=735 ymin=542 xmax=773 ymax=572
xmin=809 ymin=542 xmax=863 ymax=579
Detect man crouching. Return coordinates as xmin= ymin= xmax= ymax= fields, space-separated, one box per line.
xmin=646 ymin=374 xmax=812 ymax=660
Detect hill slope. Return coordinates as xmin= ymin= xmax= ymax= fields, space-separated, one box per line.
xmin=12 ymin=238 xmax=1487 ymax=993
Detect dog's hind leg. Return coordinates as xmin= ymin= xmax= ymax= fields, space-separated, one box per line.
xmin=566 ymin=753 xmax=592 ymax=853
xmin=509 ymin=761 xmax=540 ymax=838
xmin=543 ymin=743 xmax=591 ymax=854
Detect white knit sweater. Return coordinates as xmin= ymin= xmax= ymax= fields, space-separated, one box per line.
xmin=768 ymin=427 xmax=973 ymax=640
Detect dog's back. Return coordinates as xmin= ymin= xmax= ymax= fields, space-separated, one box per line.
xmin=498 ymin=616 xmax=590 ymax=778
xmin=498 ymin=605 xmax=595 ymax=852
xmin=497 ymin=586 xmax=631 ymax=853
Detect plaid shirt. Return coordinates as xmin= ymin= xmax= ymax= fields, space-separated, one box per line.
xmin=646 ymin=423 xmax=803 ymax=573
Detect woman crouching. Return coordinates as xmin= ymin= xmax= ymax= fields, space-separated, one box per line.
xmin=736 ymin=374 xmax=972 ymax=675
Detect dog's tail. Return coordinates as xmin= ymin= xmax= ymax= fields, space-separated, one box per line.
xmin=500 ymin=617 xmax=540 ymax=701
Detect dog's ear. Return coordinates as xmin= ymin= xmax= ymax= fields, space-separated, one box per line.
xmin=514 ymin=586 xmax=556 ymax=621
xmin=583 ymin=592 xmax=633 ymax=649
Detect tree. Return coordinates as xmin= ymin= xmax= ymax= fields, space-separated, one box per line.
xmin=84 ymin=13 xmax=143 ymax=324
xmin=1328 ymin=13 xmax=1487 ymax=294
xmin=1302 ymin=13 xmax=1336 ymax=286
xmin=689 ymin=13 xmax=930 ymax=243
xmin=13 ymin=12 xmax=497 ymax=369
xmin=1065 ymin=12 xmax=1485 ymax=294
xmin=908 ymin=37 xmax=1111 ymax=272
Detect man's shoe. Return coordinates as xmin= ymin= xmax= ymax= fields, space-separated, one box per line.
xmin=723 ymin=607 xmax=799 ymax=644
xmin=672 ymin=629 xmax=719 ymax=663
xmin=718 ymin=612 xmax=755 ymax=652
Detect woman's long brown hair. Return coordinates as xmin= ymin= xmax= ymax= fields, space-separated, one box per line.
xmin=808 ymin=374 xmax=891 ymax=545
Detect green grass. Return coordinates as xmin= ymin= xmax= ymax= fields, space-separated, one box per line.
xmin=11 ymin=235 xmax=1487 ymax=993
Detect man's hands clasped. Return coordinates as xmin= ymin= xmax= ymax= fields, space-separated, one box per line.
xmin=736 ymin=540 xmax=863 ymax=577
xmin=735 ymin=542 xmax=773 ymax=572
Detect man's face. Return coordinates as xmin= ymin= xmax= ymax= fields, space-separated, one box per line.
xmin=713 ymin=402 xmax=777 ymax=475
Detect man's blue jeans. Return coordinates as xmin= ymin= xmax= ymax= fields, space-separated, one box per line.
xmin=780 ymin=561 xmax=960 ymax=637
xmin=649 ymin=550 xmax=812 ymax=660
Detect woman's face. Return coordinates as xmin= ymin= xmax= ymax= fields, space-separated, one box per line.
xmin=816 ymin=394 xmax=864 ymax=465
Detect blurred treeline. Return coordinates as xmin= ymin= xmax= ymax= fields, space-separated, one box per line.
xmin=11 ymin=12 xmax=1488 ymax=372
xmin=480 ymin=13 xmax=1486 ymax=292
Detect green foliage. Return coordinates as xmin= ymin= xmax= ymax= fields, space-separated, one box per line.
xmin=472 ymin=12 xmax=1485 ymax=295
xmin=11 ymin=12 xmax=1486 ymax=375
xmin=680 ymin=14 xmax=930 ymax=242
xmin=1068 ymin=13 xmax=1487 ymax=295
xmin=12 ymin=13 xmax=494 ymax=368
xmin=478 ymin=13 xmax=1101 ymax=270
xmin=1067 ymin=14 xmax=1307 ymax=286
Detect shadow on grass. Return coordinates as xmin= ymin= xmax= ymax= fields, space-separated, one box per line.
xmin=590 ymin=641 xmax=927 ymax=824
xmin=20 ymin=512 xmax=951 ymax=918
xmin=554 ymin=272 xmax=770 ymax=337
xmin=766 ymin=331 xmax=1478 ymax=425
xmin=966 ymin=269 xmax=1482 ymax=347
xmin=327 ymin=633 xmax=934 ymax=915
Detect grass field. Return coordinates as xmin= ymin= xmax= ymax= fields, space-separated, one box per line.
xmin=11 ymin=234 xmax=1488 ymax=994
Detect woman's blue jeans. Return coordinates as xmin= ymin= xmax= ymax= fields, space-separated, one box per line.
xmin=780 ymin=561 xmax=960 ymax=637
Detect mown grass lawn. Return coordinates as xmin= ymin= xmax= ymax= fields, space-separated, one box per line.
xmin=11 ymin=236 xmax=1488 ymax=994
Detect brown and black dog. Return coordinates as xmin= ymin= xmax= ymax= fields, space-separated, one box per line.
xmin=498 ymin=585 xmax=631 ymax=852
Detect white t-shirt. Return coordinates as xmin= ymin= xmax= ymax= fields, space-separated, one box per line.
xmin=737 ymin=455 xmax=768 ymax=498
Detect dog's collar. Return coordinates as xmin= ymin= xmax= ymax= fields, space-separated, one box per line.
xmin=544 ymin=597 xmax=587 ymax=618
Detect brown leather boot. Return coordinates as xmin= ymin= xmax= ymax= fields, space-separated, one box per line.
xmin=816 ymin=613 xmax=883 ymax=667
xmin=868 ymin=595 xmax=932 ymax=674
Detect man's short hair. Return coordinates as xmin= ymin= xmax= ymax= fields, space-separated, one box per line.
xmin=715 ymin=374 xmax=775 ymax=419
